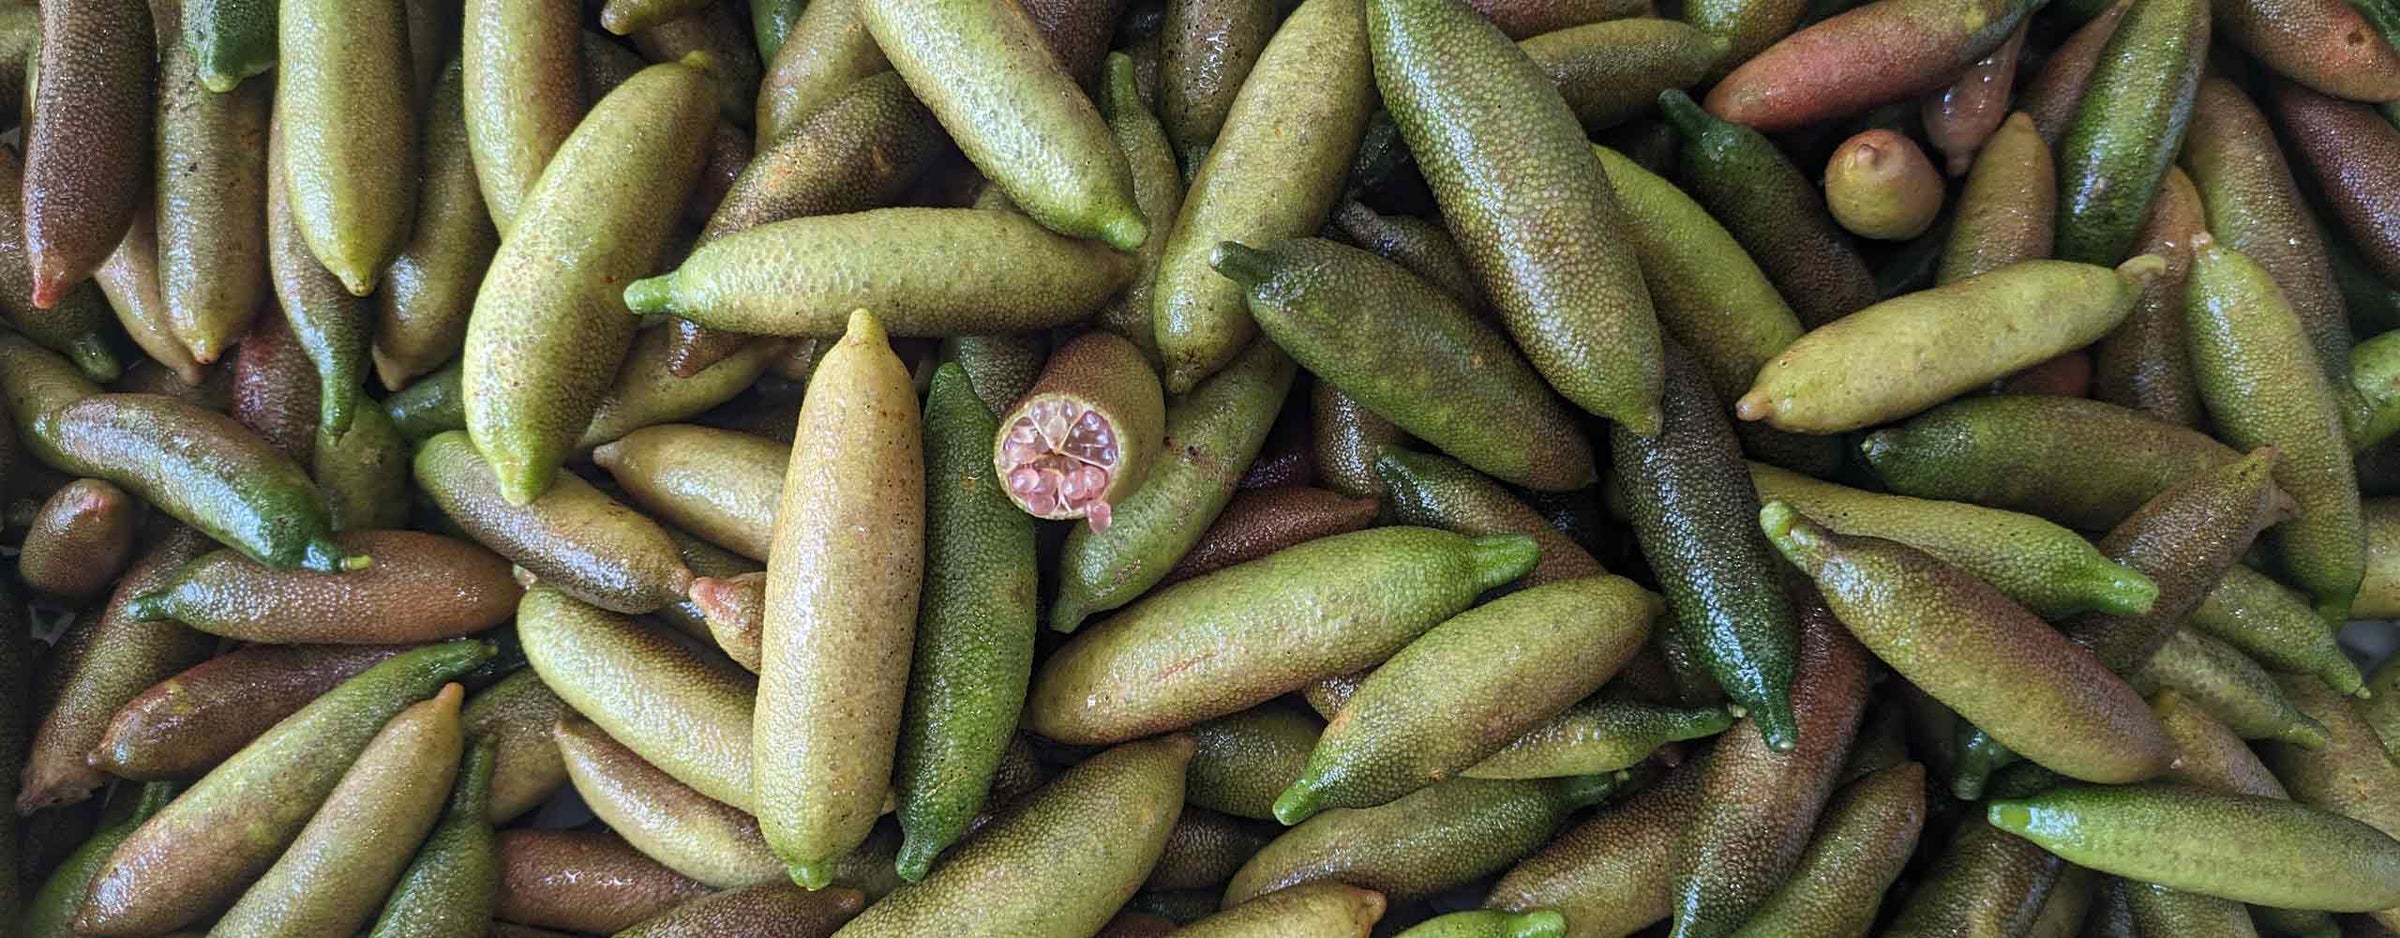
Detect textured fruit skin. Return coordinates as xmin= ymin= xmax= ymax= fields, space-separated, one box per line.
xmin=1178 ymin=882 xmax=1387 ymax=936
xmin=23 ymin=781 xmax=177 ymax=938
xmin=2137 ymin=627 xmax=2330 ymax=747
xmin=461 ymin=0 xmax=580 ymax=235
xmin=23 ymin=0 xmax=154 ymax=308
xmin=128 ymin=530 xmax=520 ymax=644
xmin=1882 ymin=815 xmax=2063 ymax=938
xmin=99 ymin=203 xmax=211 ymax=392
xmin=1051 ymin=340 xmax=1297 ymax=630
xmin=755 ymin=310 xmax=924 ymax=887
xmin=1394 ymin=908 xmax=1564 ymax=938
xmin=19 ymin=528 xmax=214 ymax=812
xmin=2060 ymin=449 xmax=2291 ymax=675
xmin=668 ymin=70 xmax=944 ymax=378
xmin=91 ymin=644 xmax=407 ymax=783
xmin=462 ymin=670 xmax=575 ymax=823
xmin=702 ymin=69 xmax=945 ymax=242
xmin=1486 ymin=761 xmax=1704 ymax=938
xmin=2193 ymin=564 xmax=2362 ymax=696
xmin=263 ymin=122 xmax=373 ymax=438
xmin=893 ymin=365 xmax=1039 ymax=881
xmin=2275 ymin=82 xmax=2400 ymax=287
xmin=1220 ymin=238 xmax=1593 ymax=491
xmin=1823 ymin=129 xmax=1943 ymax=241
xmin=624 ymin=208 xmax=1133 ymax=337
xmin=155 ymin=0 xmax=270 ymax=366
xmin=366 ymin=738 xmax=500 ymax=938
xmin=1466 ymin=700 xmax=1731 ymax=779
xmin=1683 ymin=0 xmax=1798 ymax=72
xmin=1921 ymin=22 xmax=2024 ymax=177
xmin=2020 ymin=1 xmax=2125 ymax=144
xmin=2094 ymin=166 xmax=2206 ymax=427
xmin=2182 ymin=79 xmax=2357 ymax=419
xmin=556 ymin=717 xmax=780 ymax=888
xmin=1725 ymin=761 xmax=1926 ymax=938
xmin=1187 ymin=704 xmax=1324 ymax=820
xmin=496 ymin=830 xmax=714 ymax=934
xmin=1159 ymin=0 xmax=1275 ymax=150
xmin=1655 ymin=90 xmax=1875 ymax=330
xmin=1523 ymin=20 xmax=1723 ymax=132
xmin=1378 ymin=448 xmax=1603 ymax=588
xmin=2123 ymin=881 xmax=2260 ymax=938
xmin=942 ymin=334 xmax=1048 ymax=418
xmin=214 ymin=316 xmax=318 ymax=462
xmin=861 ymin=0 xmax=1145 ymax=248
xmin=16 ymin=477 xmax=135 ymax=600
xmin=755 ymin=0 xmax=888 ymax=144
xmin=993 ymin=332 xmax=1165 ymax=520
xmin=185 ymin=0 xmax=275 ymax=91
xmin=1093 ymin=54 xmax=1183 ymax=359
xmin=51 ymin=393 xmax=354 ymax=573
xmin=1669 ymin=596 xmax=1871 ymax=938
xmin=1739 ymin=258 xmax=2150 ymax=433
xmin=1589 ymin=146 xmax=1802 ymax=411
xmin=213 ymin=685 xmax=465 ymax=936
xmin=628 ymin=6 xmax=765 ymax=130
xmin=1989 ymin=784 xmax=2400 ymax=911
xmin=1616 ymin=342 xmax=1797 ymax=749
xmin=2360 ymin=498 xmax=2400 ymax=619
xmin=1147 ymin=807 xmax=1275 ymax=891
xmin=1369 ymin=0 xmax=1663 ymax=434
xmin=2264 ymin=674 xmax=2400 ymax=849
xmin=834 ymin=736 xmax=1192 ymax=937
xmin=2186 ymin=236 xmax=2366 ymax=620
xmin=1763 ymin=506 xmax=2175 ymax=784
xmin=2154 ymin=690 xmax=2289 ymax=797
xmin=594 ymin=425 xmax=786 ymax=560
xmin=579 ymin=328 xmax=786 ymax=451
xmin=1473 ymin=0 xmax=1649 ymax=37
xmin=1164 ymin=487 xmax=1381 ymax=585
xmin=277 ymin=0 xmax=416 ymax=295
xmin=1028 ymin=528 xmax=1538 ymax=744
xmin=315 ymin=398 xmax=410 ymax=531
xmin=1314 ymin=384 xmax=1404 ymax=502
xmin=1938 ymin=113 xmax=2052 ymax=285
xmin=1228 ymin=775 xmax=1612 ymax=904
xmin=0 ymin=143 xmax=122 ymax=385
xmin=2214 ymin=0 xmax=2400 ymax=102
xmin=2052 ymin=0 xmax=2206 ymax=265
xmin=618 ymin=882 xmax=865 ymax=937
xmin=1330 ymin=204 xmax=1483 ymax=311
xmin=518 ymin=586 xmax=756 ymax=810
xmin=1153 ymin=0 xmax=1374 ymax=392
xmin=1701 ymin=0 xmax=2039 ymax=133
xmin=464 ymin=60 xmax=714 ymax=506
xmin=72 ymin=642 xmax=490 ymax=937
xmin=1279 ymin=576 xmax=1654 ymax=819
xmin=375 ymin=58 xmax=499 ymax=391
xmin=1862 ymin=395 xmax=2239 ymax=530
xmin=416 ymin=431 xmax=695 ymax=613
xmin=1749 ymin=462 xmax=2155 ymax=619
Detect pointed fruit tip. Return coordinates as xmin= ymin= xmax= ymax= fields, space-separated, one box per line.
xmin=788 ymin=859 xmax=835 ymax=890
xmin=1207 ymin=241 xmax=1274 ymax=287
xmin=1271 ymin=783 xmax=1324 ymax=826
xmin=1732 ymin=390 xmax=1770 ymax=423
xmin=1515 ymin=910 xmax=1569 ymax=938
xmin=893 ymin=839 xmax=937 ymax=883
xmin=1100 ymin=212 xmax=1147 ymax=252
xmin=623 ymin=276 xmax=677 ymax=314
xmin=1986 ymin=801 xmax=2033 ymax=832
